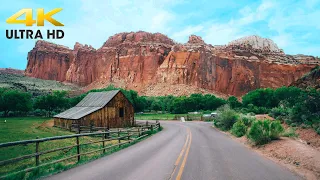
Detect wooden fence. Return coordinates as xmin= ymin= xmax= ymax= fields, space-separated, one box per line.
xmin=0 ymin=121 xmax=160 ymax=179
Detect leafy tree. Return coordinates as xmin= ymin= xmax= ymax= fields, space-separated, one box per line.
xmin=242 ymin=88 xmax=277 ymax=108
xmin=274 ymin=86 xmax=303 ymax=106
xmin=0 ymin=89 xmax=32 ymax=116
xmin=227 ymin=96 xmax=242 ymax=109
xmin=34 ymin=91 xmax=69 ymax=116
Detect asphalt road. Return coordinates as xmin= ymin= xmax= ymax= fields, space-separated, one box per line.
xmin=46 ymin=121 xmax=302 ymax=180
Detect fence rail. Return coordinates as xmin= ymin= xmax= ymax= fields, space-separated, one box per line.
xmin=0 ymin=121 xmax=160 ymax=179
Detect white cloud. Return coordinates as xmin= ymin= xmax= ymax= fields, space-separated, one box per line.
xmin=271 ymin=34 xmax=292 ymax=48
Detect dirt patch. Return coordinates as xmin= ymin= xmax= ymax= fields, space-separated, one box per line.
xmin=39 ymin=119 xmax=54 ymax=128
xmin=257 ymin=137 xmax=320 ymax=180
xmin=218 ymin=128 xmax=320 ymax=180
xmin=255 ymin=114 xmax=274 ymax=120
xmin=295 ymin=128 xmax=320 ymax=150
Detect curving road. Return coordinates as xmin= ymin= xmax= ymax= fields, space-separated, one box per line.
xmin=46 ymin=121 xmax=302 ymax=180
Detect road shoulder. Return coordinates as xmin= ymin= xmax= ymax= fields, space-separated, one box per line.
xmin=212 ymin=126 xmax=320 ymax=180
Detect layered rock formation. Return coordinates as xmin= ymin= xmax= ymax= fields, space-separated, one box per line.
xmin=25 ymin=32 xmax=320 ymax=96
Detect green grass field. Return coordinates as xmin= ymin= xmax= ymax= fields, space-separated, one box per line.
xmin=0 ymin=117 xmax=146 ymax=180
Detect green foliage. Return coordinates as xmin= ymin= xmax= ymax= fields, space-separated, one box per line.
xmin=242 ymin=88 xmax=277 ymax=108
xmin=0 ymin=88 xmax=32 ymax=116
xmin=239 ymin=115 xmax=255 ymax=127
xmin=227 ymin=96 xmax=242 ymax=109
xmin=231 ymin=120 xmax=247 ymax=137
xmin=170 ymin=94 xmax=226 ymax=114
xmin=34 ymin=91 xmax=69 ymax=116
xmin=242 ymin=86 xmax=320 ymax=132
xmin=247 ymin=119 xmax=285 ymax=145
xmin=247 ymin=120 xmax=271 ymax=145
xmin=274 ymin=86 xmax=303 ymax=106
xmin=269 ymin=120 xmax=284 ymax=140
xmin=214 ymin=105 xmax=238 ymax=131
xmin=269 ymin=106 xmax=291 ymax=122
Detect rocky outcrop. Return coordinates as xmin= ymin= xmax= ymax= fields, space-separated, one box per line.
xmin=25 ymin=32 xmax=320 ymax=96
xmin=291 ymin=66 xmax=320 ymax=90
xmin=228 ymin=35 xmax=283 ymax=53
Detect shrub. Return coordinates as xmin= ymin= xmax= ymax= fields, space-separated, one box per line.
xmin=213 ymin=105 xmax=238 ymax=131
xmin=240 ymin=115 xmax=255 ymax=127
xmin=270 ymin=120 xmax=284 ymax=139
xmin=247 ymin=120 xmax=271 ymax=145
xmin=231 ymin=120 xmax=247 ymax=137
xmin=269 ymin=107 xmax=289 ymax=119
xmin=247 ymin=119 xmax=285 ymax=145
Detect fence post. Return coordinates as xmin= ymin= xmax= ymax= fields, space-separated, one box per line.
xmin=127 ymin=130 xmax=130 ymax=141
xmin=151 ymin=124 xmax=153 ymax=132
xmin=146 ymin=121 xmax=148 ymax=127
xmin=76 ymin=136 xmax=80 ymax=162
xmin=102 ymin=132 xmax=105 ymax=154
xmin=118 ymin=129 xmax=121 ymax=148
xmin=78 ymin=124 xmax=80 ymax=134
xmin=35 ymin=136 xmax=40 ymax=166
xmin=138 ymin=128 xmax=140 ymax=137
xmin=106 ymin=128 xmax=110 ymax=138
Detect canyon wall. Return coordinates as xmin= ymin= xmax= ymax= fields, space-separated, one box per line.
xmin=25 ymin=32 xmax=320 ymax=96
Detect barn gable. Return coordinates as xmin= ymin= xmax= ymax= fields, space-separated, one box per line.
xmin=54 ymin=90 xmax=120 ymax=120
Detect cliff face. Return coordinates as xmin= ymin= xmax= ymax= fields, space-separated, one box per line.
xmin=25 ymin=32 xmax=320 ymax=96
xmin=291 ymin=66 xmax=320 ymax=90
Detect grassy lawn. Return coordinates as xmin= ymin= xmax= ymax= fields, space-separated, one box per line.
xmin=0 ymin=117 xmax=151 ymax=180
xmin=0 ymin=117 xmax=72 ymax=143
xmin=134 ymin=113 xmax=204 ymax=120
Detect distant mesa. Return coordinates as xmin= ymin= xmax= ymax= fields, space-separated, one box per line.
xmin=228 ymin=35 xmax=283 ymax=53
xmin=24 ymin=31 xmax=320 ymax=97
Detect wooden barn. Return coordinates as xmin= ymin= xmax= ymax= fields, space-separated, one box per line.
xmin=53 ymin=90 xmax=134 ymax=129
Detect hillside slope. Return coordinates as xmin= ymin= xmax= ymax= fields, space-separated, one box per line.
xmin=0 ymin=70 xmax=80 ymax=96
xmin=291 ymin=66 xmax=320 ymax=90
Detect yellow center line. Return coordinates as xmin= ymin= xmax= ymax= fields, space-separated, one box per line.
xmin=169 ymin=127 xmax=190 ymax=180
xmin=176 ymin=128 xmax=192 ymax=180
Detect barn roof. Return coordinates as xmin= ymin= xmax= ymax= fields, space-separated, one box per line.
xmin=54 ymin=90 xmax=120 ymax=120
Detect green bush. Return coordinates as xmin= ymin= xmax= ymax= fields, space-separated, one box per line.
xmin=240 ymin=115 xmax=255 ymax=127
xmin=213 ymin=105 xmax=238 ymax=131
xmin=247 ymin=120 xmax=271 ymax=145
xmin=270 ymin=120 xmax=284 ymax=140
xmin=247 ymin=120 xmax=285 ymax=145
xmin=231 ymin=120 xmax=247 ymax=137
xmin=269 ymin=106 xmax=290 ymax=119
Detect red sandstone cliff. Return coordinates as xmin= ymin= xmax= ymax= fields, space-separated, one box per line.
xmin=25 ymin=32 xmax=320 ymax=96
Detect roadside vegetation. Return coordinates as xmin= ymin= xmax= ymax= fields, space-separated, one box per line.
xmin=212 ymin=85 xmax=319 ymax=145
xmin=0 ymin=117 xmax=162 ymax=179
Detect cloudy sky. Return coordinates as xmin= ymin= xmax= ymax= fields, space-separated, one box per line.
xmin=1 ymin=0 xmax=319 ymax=69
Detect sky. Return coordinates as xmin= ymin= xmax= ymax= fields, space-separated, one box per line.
xmin=0 ymin=0 xmax=319 ymax=69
